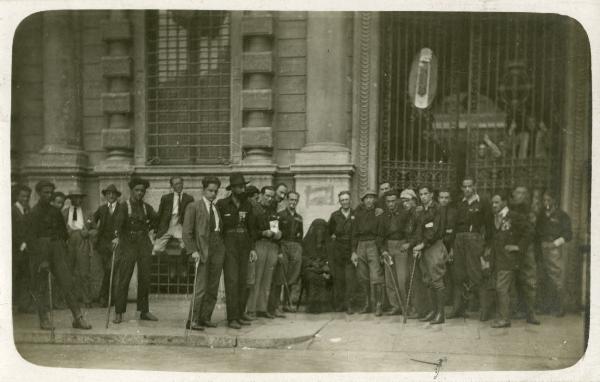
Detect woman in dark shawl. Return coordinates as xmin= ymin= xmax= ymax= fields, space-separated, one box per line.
xmin=301 ymin=219 xmax=334 ymax=313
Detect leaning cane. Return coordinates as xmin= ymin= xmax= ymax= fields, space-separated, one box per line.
xmin=280 ymin=264 xmax=293 ymax=308
xmin=383 ymin=257 xmax=408 ymax=324
xmin=47 ymin=271 xmax=55 ymax=341
xmin=406 ymin=253 xmax=419 ymax=312
xmin=185 ymin=259 xmax=200 ymax=339
xmin=296 ymin=282 xmax=304 ymax=312
xmin=105 ymin=244 xmax=118 ymax=329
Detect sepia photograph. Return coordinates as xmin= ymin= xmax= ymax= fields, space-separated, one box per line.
xmin=2 ymin=0 xmax=597 ymax=379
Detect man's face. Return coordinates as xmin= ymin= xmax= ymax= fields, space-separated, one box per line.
xmin=386 ymin=195 xmax=398 ymax=211
xmin=402 ymin=198 xmax=416 ymax=210
xmin=276 ymin=185 xmax=287 ymax=202
xmin=131 ymin=185 xmax=146 ymax=202
xmin=70 ymin=195 xmax=82 ymax=207
xmin=288 ymin=193 xmax=299 ymax=210
xmin=363 ymin=195 xmax=376 ymax=209
xmin=339 ymin=194 xmax=351 ymax=210
xmin=543 ymin=194 xmax=555 ymax=211
xmin=203 ymin=183 xmax=219 ymax=202
xmin=51 ymin=196 xmax=65 ymax=210
xmin=461 ymin=179 xmax=475 ymax=198
xmin=261 ymin=189 xmax=275 ymax=207
xmin=512 ymin=186 xmax=528 ymax=205
xmin=438 ymin=191 xmax=451 ymax=207
xmin=419 ymin=188 xmax=433 ymax=206
xmin=38 ymin=186 xmax=54 ymax=203
xmin=17 ymin=190 xmax=31 ymax=207
xmin=379 ymin=183 xmax=391 ymax=197
xmin=172 ymin=178 xmax=184 ymax=194
xmin=105 ymin=191 xmax=118 ymax=204
xmin=250 ymin=193 xmax=260 ymax=203
xmin=491 ymin=195 xmax=506 ymax=214
xmin=232 ymin=184 xmax=246 ymax=197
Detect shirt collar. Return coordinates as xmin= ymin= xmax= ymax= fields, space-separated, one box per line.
xmin=202 ymin=196 xmax=214 ymax=207
xmin=15 ymin=202 xmax=25 ymax=214
xmin=462 ymin=194 xmax=480 ymax=204
xmin=497 ymin=206 xmax=509 ymax=218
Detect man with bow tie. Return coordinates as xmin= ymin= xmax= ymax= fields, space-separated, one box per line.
xmin=152 ymin=176 xmax=194 ymax=257
xmin=91 ymin=184 xmax=123 ymax=307
xmin=63 ymin=188 xmax=94 ymax=308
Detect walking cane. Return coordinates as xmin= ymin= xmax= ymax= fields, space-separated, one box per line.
xmin=280 ymin=263 xmax=293 ymax=309
xmin=383 ymin=256 xmax=408 ymax=324
xmin=105 ymin=244 xmax=118 ymax=329
xmin=47 ymin=271 xmax=55 ymax=341
xmin=185 ymin=259 xmax=200 ymax=339
xmin=296 ymin=282 xmax=304 ymax=312
xmin=406 ymin=252 xmax=419 ymax=313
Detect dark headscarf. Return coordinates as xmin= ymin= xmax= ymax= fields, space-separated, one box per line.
xmin=302 ymin=219 xmax=330 ymax=261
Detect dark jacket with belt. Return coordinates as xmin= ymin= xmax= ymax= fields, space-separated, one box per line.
xmin=489 ymin=207 xmax=529 ymax=271
xmin=155 ymin=192 xmax=194 ymax=238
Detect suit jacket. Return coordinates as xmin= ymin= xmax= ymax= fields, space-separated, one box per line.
xmin=61 ymin=206 xmax=94 ymax=234
xmin=92 ymin=202 xmax=123 ymax=242
xmin=12 ymin=204 xmax=28 ymax=255
xmin=156 ymin=192 xmax=194 ymax=238
xmin=182 ymin=198 xmax=223 ymax=257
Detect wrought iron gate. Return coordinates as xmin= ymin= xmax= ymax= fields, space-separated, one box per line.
xmin=379 ymin=13 xmax=566 ymax=197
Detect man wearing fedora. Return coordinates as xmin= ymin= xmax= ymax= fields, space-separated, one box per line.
xmin=183 ymin=176 xmax=226 ymax=330
xmin=63 ymin=187 xmax=94 ymax=307
xmin=28 ymin=180 xmax=92 ymax=330
xmin=152 ymin=176 xmax=194 ymax=257
xmin=91 ymin=184 xmax=123 ymax=307
xmin=216 ymin=173 xmax=255 ymax=329
xmin=351 ymin=189 xmax=385 ymax=316
xmin=113 ymin=178 xmax=159 ymax=324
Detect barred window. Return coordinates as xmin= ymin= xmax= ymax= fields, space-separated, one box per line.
xmin=146 ymin=10 xmax=231 ymax=165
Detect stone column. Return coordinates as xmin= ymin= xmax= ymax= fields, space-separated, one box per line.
xmin=292 ymin=12 xmax=354 ymax=230
xmin=24 ymin=11 xmax=87 ymax=196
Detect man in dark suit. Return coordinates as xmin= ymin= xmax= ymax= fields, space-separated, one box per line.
xmin=12 ymin=184 xmax=33 ymax=313
xmin=183 ymin=176 xmax=225 ymax=330
xmin=152 ymin=176 xmax=194 ymax=256
xmin=91 ymin=184 xmax=122 ymax=307
xmin=113 ymin=178 xmax=159 ymax=324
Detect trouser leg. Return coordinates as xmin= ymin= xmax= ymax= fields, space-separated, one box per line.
xmin=223 ymin=234 xmax=241 ymax=321
xmin=495 ymin=270 xmax=513 ymax=322
xmin=189 ymin=261 xmax=208 ymax=322
xmin=136 ymin=238 xmax=152 ymax=313
xmin=256 ymin=242 xmax=279 ymax=312
xmin=49 ymin=241 xmax=82 ymax=318
xmin=199 ymin=235 xmax=225 ymax=322
xmin=114 ymin=239 xmax=138 ymax=314
xmin=541 ymin=242 xmax=566 ymax=312
xmin=356 ymin=242 xmax=371 ymax=311
xmin=246 ymin=242 xmax=267 ymax=313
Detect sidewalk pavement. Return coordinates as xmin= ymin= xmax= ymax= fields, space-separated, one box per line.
xmin=13 ymin=296 xmax=586 ymax=368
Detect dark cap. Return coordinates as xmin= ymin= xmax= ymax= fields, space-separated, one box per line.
xmin=226 ymin=172 xmax=249 ymax=190
xmin=35 ymin=180 xmax=56 ymax=193
xmin=101 ymin=184 xmax=122 ymax=197
xmin=128 ymin=177 xmax=150 ymax=190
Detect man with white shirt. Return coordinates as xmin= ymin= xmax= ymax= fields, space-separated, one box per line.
xmin=12 ymin=184 xmax=33 ymax=313
xmin=152 ymin=176 xmax=194 ymax=257
xmin=91 ymin=184 xmax=122 ymax=307
xmin=63 ymin=188 xmax=94 ymax=307
xmin=182 ymin=176 xmax=225 ymax=330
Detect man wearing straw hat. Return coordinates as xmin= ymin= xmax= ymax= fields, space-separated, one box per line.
xmin=63 ymin=187 xmax=94 ymax=307
xmin=91 ymin=184 xmax=123 ymax=307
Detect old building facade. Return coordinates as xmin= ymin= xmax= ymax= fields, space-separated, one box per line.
xmin=10 ymin=11 xmax=590 ymax=305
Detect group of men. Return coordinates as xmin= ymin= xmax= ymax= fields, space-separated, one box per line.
xmin=11 ymin=174 xmax=305 ymax=331
xmin=12 ymin=173 xmax=572 ymax=332
xmin=326 ymin=179 xmax=572 ymax=328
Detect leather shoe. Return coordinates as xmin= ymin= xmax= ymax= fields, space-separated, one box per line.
xmin=73 ymin=315 xmax=92 ymax=330
xmin=527 ymin=313 xmax=541 ymax=325
xmin=186 ymin=321 xmax=205 ymax=331
xmin=257 ymin=311 xmax=275 ymax=319
xmin=346 ymin=306 xmax=355 ymax=315
xmin=271 ymin=310 xmax=286 ymax=318
xmin=419 ymin=310 xmax=436 ymax=322
xmin=491 ymin=319 xmax=511 ymax=328
xmin=282 ymin=305 xmax=297 ymax=313
xmin=228 ymin=320 xmax=242 ymax=329
xmin=242 ymin=313 xmax=255 ymax=321
xmin=140 ymin=312 xmax=159 ymax=321
xmin=201 ymin=321 xmax=217 ymax=328
xmin=113 ymin=313 xmax=123 ymax=324
xmin=385 ymin=308 xmax=402 ymax=316
xmin=237 ymin=319 xmax=251 ymax=326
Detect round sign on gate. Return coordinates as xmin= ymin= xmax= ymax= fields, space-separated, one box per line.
xmin=408 ymin=47 xmax=438 ymax=109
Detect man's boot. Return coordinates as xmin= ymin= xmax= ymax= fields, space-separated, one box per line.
xmin=113 ymin=312 xmax=123 ymax=324
xmin=526 ymin=294 xmax=541 ymax=325
xmin=374 ymin=284 xmax=383 ymax=317
xmin=419 ymin=289 xmax=436 ymax=322
xmin=479 ymin=288 xmax=492 ymax=322
xmin=358 ymin=283 xmax=371 ymax=314
xmin=430 ymin=288 xmax=446 ymax=325
xmin=39 ymin=312 xmax=55 ymax=331
xmin=447 ymin=287 xmax=465 ymax=319
xmin=72 ymin=314 xmax=92 ymax=330
xmin=555 ymin=292 xmax=566 ymax=317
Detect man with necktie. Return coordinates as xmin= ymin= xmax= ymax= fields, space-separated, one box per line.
xmin=182 ymin=176 xmax=226 ymax=330
xmin=12 ymin=184 xmax=33 ymax=313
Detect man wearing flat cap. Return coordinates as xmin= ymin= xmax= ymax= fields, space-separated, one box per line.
xmin=113 ymin=177 xmax=159 ymax=324
xmin=91 ymin=184 xmax=123 ymax=307
xmin=216 ymin=173 xmax=255 ymax=329
xmin=62 ymin=187 xmax=94 ymax=307
xmin=28 ymin=180 xmax=92 ymax=330
xmin=351 ymin=189 xmax=385 ymax=316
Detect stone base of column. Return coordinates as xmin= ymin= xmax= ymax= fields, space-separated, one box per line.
xmin=26 ymin=145 xmax=88 ymax=170
xmin=290 ymin=164 xmax=354 ymax=232
xmin=294 ymin=143 xmax=351 ymax=165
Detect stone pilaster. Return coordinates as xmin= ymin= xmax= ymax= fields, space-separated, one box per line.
xmin=98 ymin=10 xmax=134 ymax=171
